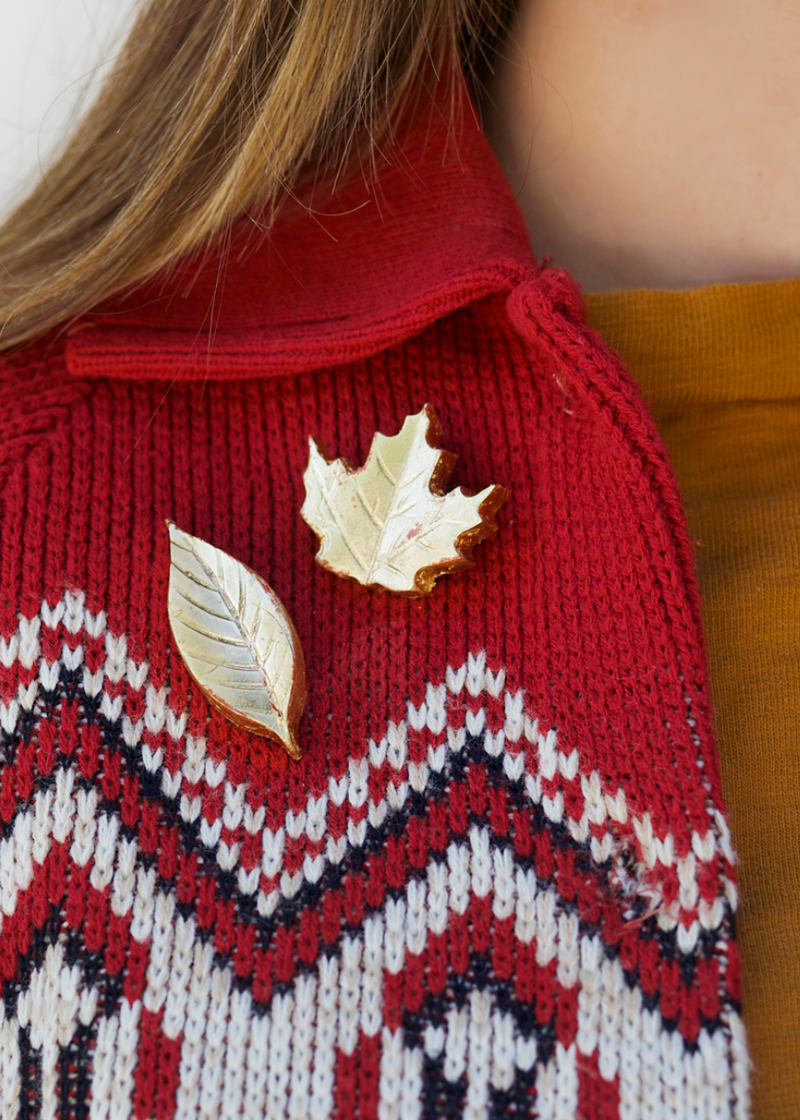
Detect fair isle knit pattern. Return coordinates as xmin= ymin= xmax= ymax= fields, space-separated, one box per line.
xmin=0 ymin=91 xmax=750 ymax=1118
xmin=0 ymin=593 xmax=748 ymax=1120
xmin=0 ymin=594 xmax=748 ymax=1120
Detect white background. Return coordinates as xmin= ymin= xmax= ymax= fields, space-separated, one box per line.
xmin=0 ymin=0 xmax=136 ymax=217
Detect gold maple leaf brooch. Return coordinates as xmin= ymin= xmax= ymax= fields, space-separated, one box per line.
xmin=301 ymin=404 xmax=508 ymax=596
xmin=167 ymin=405 xmax=507 ymax=762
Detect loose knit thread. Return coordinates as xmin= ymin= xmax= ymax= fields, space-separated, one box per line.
xmin=0 ymin=277 xmax=749 ymax=1117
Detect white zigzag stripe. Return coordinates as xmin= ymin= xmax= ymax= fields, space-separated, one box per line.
xmin=70 ymin=805 xmax=745 ymax=1117
xmin=0 ymin=795 xmax=732 ymax=1040
xmin=0 ymin=1004 xmax=22 ymax=1118
xmin=89 ymin=998 xmax=140 ymax=1120
xmin=0 ymin=590 xmax=751 ymax=1119
xmin=73 ymin=851 xmax=749 ymax=1120
xmin=0 ymin=784 xmax=739 ymax=1120
xmin=0 ymin=593 xmax=736 ymax=952
xmin=17 ymin=942 xmax=83 ymax=1120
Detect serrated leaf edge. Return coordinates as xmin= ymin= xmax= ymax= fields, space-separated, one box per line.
xmin=301 ymin=406 xmax=509 ymax=596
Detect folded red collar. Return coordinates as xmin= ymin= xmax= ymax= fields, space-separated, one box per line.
xmin=67 ymin=82 xmax=537 ymax=381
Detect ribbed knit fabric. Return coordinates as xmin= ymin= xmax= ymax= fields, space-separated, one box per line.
xmin=0 ymin=90 xmax=749 ymax=1118
xmin=586 ymin=280 xmax=800 ymax=1120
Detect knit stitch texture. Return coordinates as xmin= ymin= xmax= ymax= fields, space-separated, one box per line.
xmin=0 ymin=90 xmax=749 ymax=1119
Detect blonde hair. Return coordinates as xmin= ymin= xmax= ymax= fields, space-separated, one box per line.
xmin=0 ymin=0 xmax=504 ymax=349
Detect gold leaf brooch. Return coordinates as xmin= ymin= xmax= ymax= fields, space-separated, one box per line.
xmin=166 ymin=521 xmax=306 ymax=760
xmin=301 ymin=404 xmax=508 ymax=596
xmin=166 ymin=407 xmax=507 ymax=763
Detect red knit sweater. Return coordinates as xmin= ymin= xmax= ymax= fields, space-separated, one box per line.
xmin=0 ymin=90 xmax=749 ymax=1118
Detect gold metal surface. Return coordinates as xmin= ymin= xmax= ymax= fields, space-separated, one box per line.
xmin=301 ymin=405 xmax=508 ymax=596
xmin=166 ymin=521 xmax=306 ymax=760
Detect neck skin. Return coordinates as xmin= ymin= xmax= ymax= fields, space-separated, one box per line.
xmin=483 ymin=0 xmax=800 ymax=292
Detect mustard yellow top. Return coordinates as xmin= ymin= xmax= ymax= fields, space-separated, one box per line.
xmin=585 ymin=280 xmax=800 ymax=1120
